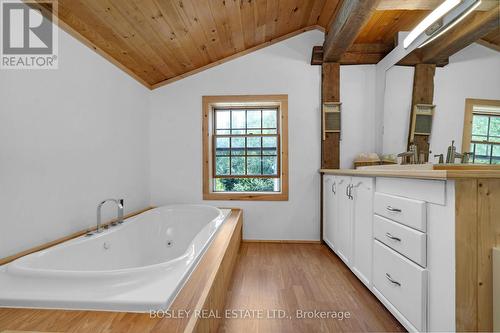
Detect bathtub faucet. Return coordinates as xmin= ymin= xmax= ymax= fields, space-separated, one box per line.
xmin=87 ymin=198 xmax=124 ymax=236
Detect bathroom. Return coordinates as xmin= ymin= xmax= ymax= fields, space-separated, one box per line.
xmin=0 ymin=0 xmax=499 ymax=332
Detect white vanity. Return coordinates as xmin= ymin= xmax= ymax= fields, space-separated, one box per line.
xmin=321 ymin=166 xmax=500 ymax=332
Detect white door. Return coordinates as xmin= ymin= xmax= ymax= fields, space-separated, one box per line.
xmin=322 ymin=175 xmax=336 ymax=249
xmin=351 ymin=176 xmax=374 ymax=287
xmin=336 ymin=176 xmax=352 ymax=265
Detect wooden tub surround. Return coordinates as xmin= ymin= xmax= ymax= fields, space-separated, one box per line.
xmin=0 ymin=209 xmax=243 ymax=333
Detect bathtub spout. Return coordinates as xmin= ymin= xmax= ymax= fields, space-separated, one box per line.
xmin=87 ymin=198 xmax=124 ymax=236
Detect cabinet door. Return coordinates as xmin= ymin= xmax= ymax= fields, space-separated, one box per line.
xmin=322 ymin=175 xmax=336 ymax=250
xmin=351 ymin=176 xmax=374 ymax=287
xmin=336 ymin=176 xmax=352 ymax=265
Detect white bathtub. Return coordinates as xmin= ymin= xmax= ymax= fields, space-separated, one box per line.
xmin=0 ymin=205 xmax=229 ymax=312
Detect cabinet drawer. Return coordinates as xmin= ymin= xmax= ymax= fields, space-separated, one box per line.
xmin=374 ymin=215 xmax=427 ymax=267
xmin=373 ymin=240 xmax=427 ymax=332
xmin=374 ymin=192 xmax=426 ymax=232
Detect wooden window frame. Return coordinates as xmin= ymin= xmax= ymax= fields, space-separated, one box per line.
xmin=462 ymin=98 xmax=500 ymax=161
xmin=203 ymin=95 xmax=288 ymax=201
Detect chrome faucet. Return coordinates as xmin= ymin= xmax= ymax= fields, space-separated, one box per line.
xmin=87 ymin=198 xmax=124 ymax=236
xmin=397 ymin=143 xmax=419 ymax=164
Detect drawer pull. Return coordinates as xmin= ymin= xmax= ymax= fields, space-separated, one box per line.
xmin=386 ymin=206 xmax=402 ymax=213
xmin=385 ymin=232 xmax=401 ymax=242
xmin=385 ymin=273 xmax=401 ymax=287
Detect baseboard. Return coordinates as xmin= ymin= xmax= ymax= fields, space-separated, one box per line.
xmin=242 ymin=239 xmax=322 ymax=244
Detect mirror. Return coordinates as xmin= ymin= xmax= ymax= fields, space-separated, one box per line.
xmin=382 ymin=41 xmax=500 ymax=165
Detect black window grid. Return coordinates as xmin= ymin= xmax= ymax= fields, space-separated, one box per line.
xmin=470 ymin=114 xmax=500 ymax=164
xmin=213 ymin=107 xmax=280 ymax=178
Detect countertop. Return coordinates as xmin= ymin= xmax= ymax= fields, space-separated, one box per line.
xmin=320 ymin=165 xmax=500 ymax=180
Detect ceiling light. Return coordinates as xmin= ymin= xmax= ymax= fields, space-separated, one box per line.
xmin=403 ymin=0 xmax=461 ymax=49
xmin=418 ymin=0 xmax=482 ymax=48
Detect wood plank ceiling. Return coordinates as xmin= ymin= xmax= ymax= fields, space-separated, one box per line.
xmin=34 ymin=0 xmax=341 ymax=88
xmin=31 ymin=0 xmax=497 ymax=89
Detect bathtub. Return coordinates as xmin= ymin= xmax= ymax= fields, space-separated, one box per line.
xmin=0 ymin=204 xmax=229 ymax=312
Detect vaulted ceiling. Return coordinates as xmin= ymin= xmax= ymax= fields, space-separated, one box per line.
xmin=30 ymin=0 xmax=499 ymax=89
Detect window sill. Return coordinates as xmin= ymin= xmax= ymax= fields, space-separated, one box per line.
xmin=203 ymin=192 xmax=288 ymax=201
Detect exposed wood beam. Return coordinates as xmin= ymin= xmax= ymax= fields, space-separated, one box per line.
xmin=323 ymin=0 xmax=382 ymax=62
xmin=312 ymin=43 xmax=393 ymax=65
xmin=311 ymin=46 xmax=323 ymax=65
xmin=397 ymin=49 xmax=449 ymax=66
xmin=339 ymin=43 xmax=393 ymax=64
xmin=420 ymin=6 xmax=500 ymax=64
xmin=476 ymin=38 xmax=500 ymax=52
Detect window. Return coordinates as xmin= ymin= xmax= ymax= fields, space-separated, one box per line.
xmin=203 ymin=95 xmax=288 ymax=200
xmin=462 ymin=98 xmax=500 ymax=164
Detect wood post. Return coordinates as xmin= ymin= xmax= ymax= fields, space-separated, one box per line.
xmin=407 ymin=63 xmax=436 ymax=159
xmin=321 ymin=62 xmax=340 ymax=169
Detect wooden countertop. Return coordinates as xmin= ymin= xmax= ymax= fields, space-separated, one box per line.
xmin=320 ymin=167 xmax=500 ymax=180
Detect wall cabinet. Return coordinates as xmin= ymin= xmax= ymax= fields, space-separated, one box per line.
xmin=323 ymin=175 xmax=374 ymax=287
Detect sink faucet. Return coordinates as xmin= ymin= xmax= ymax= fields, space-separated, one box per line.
xmin=445 ymin=140 xmax=465 ymax=163
xmin=87 ymin=198 xmax=124 ymax=236
xmin=397 ymin=143 xmax=419 ymax=164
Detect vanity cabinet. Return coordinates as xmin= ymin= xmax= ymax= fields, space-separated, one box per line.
xmin=322 ymin=175 xmax=337 ymax=250
xmin=322 ymin=175 xmax=374 ymax=287
xmin=322 ymin=169 xmax=500 ymax=333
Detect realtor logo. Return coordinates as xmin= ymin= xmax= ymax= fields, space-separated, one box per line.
xmin=1 ymin=0 xmax=58 ymax=69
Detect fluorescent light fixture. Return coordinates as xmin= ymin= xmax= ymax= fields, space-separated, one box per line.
xmin=403 ymin=0 xmax=461 ymax=49
xmin=418 ymin=0 xmax=482 ymax=48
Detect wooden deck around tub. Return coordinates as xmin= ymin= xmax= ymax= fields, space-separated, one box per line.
xmin=0 ymin=209 xmax=243 ymax=333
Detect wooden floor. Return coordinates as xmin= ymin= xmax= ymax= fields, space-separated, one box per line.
xmin=219 ymin=242 xmax=406 ymax=333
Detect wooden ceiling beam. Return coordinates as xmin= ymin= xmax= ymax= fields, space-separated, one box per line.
xmin=322 ymin=0 xmax=382 ymax=62
xmin=312 ymin=43 xmax=393 ymax=65
xmin=476 ymin=38 xmax=500 ymax=52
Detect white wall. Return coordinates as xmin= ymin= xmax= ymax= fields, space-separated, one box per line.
xmin=149 ymin=31 xmax=322 ymax=241
xmin=149 ymin=30 xmax=377 ymax=240
xmin=0 ymin=26 xmax=381 ymax=251
xmin=0 ymin=26 xmax=150 ymax=258
xmin=382 ymin=43 xmax=500 ymax=157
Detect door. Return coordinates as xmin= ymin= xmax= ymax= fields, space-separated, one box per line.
xmin=336 ymin=176 xmax=352 ymax=265
xmin=322 ymin=175 xmax=336 ymax=249
xmin=351 ymin=176 xmax=374 ymax=287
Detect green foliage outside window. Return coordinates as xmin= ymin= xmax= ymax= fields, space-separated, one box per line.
xmin=470 ymin=114 xmax=500 ymax=164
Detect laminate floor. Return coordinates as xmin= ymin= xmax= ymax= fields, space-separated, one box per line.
xmin=219 ymin=242 xmax=406 ymax=333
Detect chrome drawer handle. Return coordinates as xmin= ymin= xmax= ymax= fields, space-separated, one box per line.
xmin=385 ymin=273 xmax=401 ymax=286
xmin=386 ymin=206 xmax=402 ymax=213
xmin=385 ymin=233 xmax=401 ymax=242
